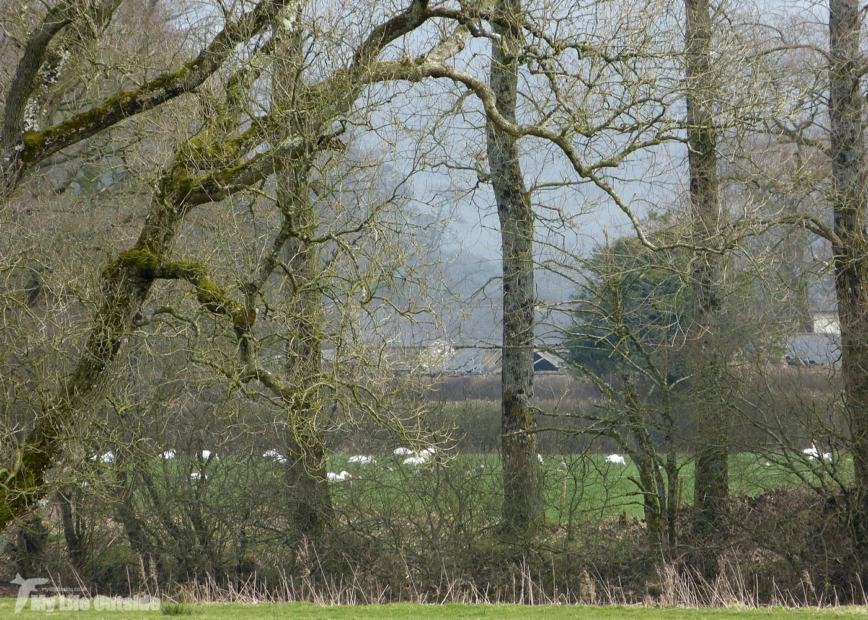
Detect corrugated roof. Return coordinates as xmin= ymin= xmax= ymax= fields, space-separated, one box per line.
xmin=446 ymin=348 xmax=502 ymax=374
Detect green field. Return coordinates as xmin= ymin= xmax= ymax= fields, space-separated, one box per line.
xmin=2 ymin=599 xmax=867 ymax=619
xmin=321 ymin=451 xmax=849 ymax=520
xmin=138 ymin=450 xmax=850 ymax=526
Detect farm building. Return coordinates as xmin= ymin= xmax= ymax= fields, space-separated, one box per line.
xmin=783 ymin=309 xmax=841 ymax=367
xmin=444 ymin=348 xmax=565 ymax=375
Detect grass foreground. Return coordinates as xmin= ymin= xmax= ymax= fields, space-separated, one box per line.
xmin=2 ymin=599 xmax=868 ymax=619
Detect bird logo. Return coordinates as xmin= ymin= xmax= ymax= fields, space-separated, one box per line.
xmin=11 ymin=573 xmax=48 ymax=613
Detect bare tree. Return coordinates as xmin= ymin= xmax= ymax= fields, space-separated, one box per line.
xmin=0 ymin=0 xmax=462 ymax=532
xmin=566 ymin=233 xmax=691 ymax=557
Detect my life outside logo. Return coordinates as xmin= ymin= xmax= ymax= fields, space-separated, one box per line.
xmin=11 ymin=574 xmax=160 ymax=613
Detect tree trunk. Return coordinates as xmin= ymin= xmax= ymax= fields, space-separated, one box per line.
xmin=622 ymin=374 xmax=667 ymax=556
xmin=13 ymin=513 xmax=47 ymax=578
xmin=273 ymin=29 xmax=334 ymax=546
xmin=685 ymin=0 xmax=729 ymax=560
xmin=487 ymin=0 xmax=543 ymax=538
xmin=278 ymin=167 xmax=334 ymax=544
xmin=828 ymin=0 xmax=868 ymax=576
xmin=0 ymin=191 xmax=188 ymax=529
xmin=58 ymin=487 xmax=88 ymax=573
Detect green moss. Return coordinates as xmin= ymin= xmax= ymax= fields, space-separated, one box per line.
xmin=156 ymin=259 xmax=252 ymax=328
xmin=194 ymin=275 xmax=227 ymax=308
xmin=185 ymin=133 xmax=242 ymax=166
xmin=20 ymin=132 xmax=47 ymax=164
xmin=35 ymin=90 xmax=139 ymax=152
xmin=118 ymin=248 xmax=160 ymax=280
xmin=108 ymin=252 xmax=255 ymax=331
xmin=160 ymin=259 xmax=205 ymax=281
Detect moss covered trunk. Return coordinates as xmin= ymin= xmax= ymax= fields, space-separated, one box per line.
xmin=0 ymin=190 xmax=186 ymax=530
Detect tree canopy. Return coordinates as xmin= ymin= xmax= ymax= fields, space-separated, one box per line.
xmin=567 ymin=236 xmax=693 ymax=381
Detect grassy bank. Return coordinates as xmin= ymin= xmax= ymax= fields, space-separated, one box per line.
xmin=3 ymin=599 xmax=868 ymax=619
